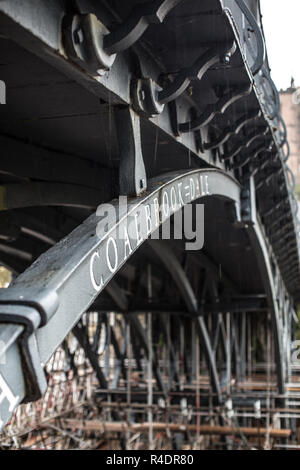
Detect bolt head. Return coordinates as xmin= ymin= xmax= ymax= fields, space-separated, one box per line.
xmin=74 ymin=28 xmax=84 ymax=44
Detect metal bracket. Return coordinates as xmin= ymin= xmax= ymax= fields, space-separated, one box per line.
xmin=103 ymin=0 xmax=184 ymax=55
xmin=0 ymin=288 xmax=59 ymax=402
xmin=259 ymin=65 xmax=280 ymax=120
xmin=204 ymin=110 xmax=261 ymax=150
xmin=132 ymin=41 xmax=237 ymax=116
xmin=63 ymin=1 xmax=183 ymax=74
xmin=240 ymin=176 xmax=256 ymax=225
xmin=115 ymin=106 xmax=147 ymax=196
xmin=0 ymin=288 xmax=59 ymax=327
xmin=256 ymin=163 xmax=283 ymax=188
xmin=229 ymin=138 xmax=276 ymax=172
xmin=158 ymin=41 xmax=237 ymax=105
xmin=230 ymin=148 xmax=263 ymax=172
xmin=63 ymin=13 xmax=117 ymax=74
xmin=179 ymin=84 xmax=253 ymax=133
xmin=222 ymin=126 xmax=270 ymax=161
xmin=235 ymin=0 xmax=265 ymax=76
xmin=248 ymin=144 xmax=277 ymax=176
xmin=132 ymin=78 xmax=165 ymax=117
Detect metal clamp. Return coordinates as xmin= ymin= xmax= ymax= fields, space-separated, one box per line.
xmin=240 ymin=177 xmax=256 ymax=224
xmin=204 ymin=110 xmax=261 ymax=151
xmin=63 ymin=13 xmax=116 ymax=74
xmin=0 ymin=288 xmax=59 ymax=402
xmin=63 ymin=1 xmax=184 ymax=75
xmin=132 ymin=78 xmax=165 ymax=117
xmin=179 ymin=84 xmax=253 ymax=133
xmin=222 ymin=126 xmax=270 ymax=161
xmin=234 ymin=0 xmax=265 ymax=76
xmin=103 ymin=0 xmax=184 ymax=55
xmin=132 ymin=41 xmax=237 ymax=117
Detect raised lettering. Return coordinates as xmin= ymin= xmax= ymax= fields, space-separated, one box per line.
xmin=90 ymin=251 xmax=104 ymax=291
xmin=106 ymin=237 xmax=118 ymax=273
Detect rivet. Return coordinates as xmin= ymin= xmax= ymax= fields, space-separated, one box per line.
xmin=74 ymin=28 xmax=84 ymax=44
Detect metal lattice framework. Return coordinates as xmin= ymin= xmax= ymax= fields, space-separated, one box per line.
xmin=0 ymin=0 xmax=300 ymax=450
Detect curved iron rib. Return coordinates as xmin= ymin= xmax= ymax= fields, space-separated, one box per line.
xmin=204 ymin=110 xmax=261 ymax=151
xmin=222 ymin=126 xmax=269 ymax=161
xmin=149 ymin=240 xmax=222 ymax=401
xmin=230 ymin=144 xmax=266 ymax=170
xmin=235 ymin=0 xmax=265 ymax=76
xmin=0 ymin=169 xmax=241 ymax=430
xmin=260 ymin=65 xmax=280 ymax=120
xmin=158 ymin=42 xmax=236 ymax=104
xmin=179 ymin=84 xmax=253 ymax=133
xmin=246 ymin=221 xmax=286 ymax=394
xmin=103 ymin=0 xmax=183 ymax=54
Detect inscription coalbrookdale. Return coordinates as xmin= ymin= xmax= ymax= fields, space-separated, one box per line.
xmin=90 ymin=172 xmax=212 ymax=293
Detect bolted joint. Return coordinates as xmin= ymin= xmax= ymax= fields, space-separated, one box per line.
xmin=62 ymin=13 xmax=116 ymax=75
xmin=240 ymin=177 xmax=256 ymax=225
xmin=241 ymin=187 xmax=251 ymax=219
xmin=221 ymin=42 xmax=237 ymax=65
xmin=131 ymin=78 xmax=165 ymax=117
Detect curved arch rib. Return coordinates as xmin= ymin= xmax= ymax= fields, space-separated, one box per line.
xmin=0 ymin=168 xmax=241 ymax=428
xmin=247 ymin=221 xmax=286 ymax=394
xmin=0 ymin=167 xmax=289 ymax=426
xmin=149 ymin=239 xmax=222 ymax=401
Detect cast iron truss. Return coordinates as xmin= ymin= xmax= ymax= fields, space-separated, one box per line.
xmin=0 ymin=0 xmax=299 ymax=450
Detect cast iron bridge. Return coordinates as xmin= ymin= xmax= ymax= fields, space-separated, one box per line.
xmin=0 ymin=0 xmax=299 ymax=450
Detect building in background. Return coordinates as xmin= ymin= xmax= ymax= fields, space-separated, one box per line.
xmin=280 ymin=83 xmax=300 ymax=195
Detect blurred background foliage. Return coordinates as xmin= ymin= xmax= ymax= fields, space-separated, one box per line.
xmin=0 ymin=266 xmax=11 ymax=287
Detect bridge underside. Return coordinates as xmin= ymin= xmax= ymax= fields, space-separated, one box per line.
xmin=0 ymin=0 xmax=299 ymax=450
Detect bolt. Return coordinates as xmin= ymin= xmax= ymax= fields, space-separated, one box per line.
xmin=73 ymin=28 xmax=84 ymax=45
xmin=222 ymin=54 xmax=231 ymax=65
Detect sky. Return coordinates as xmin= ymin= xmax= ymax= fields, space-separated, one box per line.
xmin=260 ymin=0 xmax=300 ymax=90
